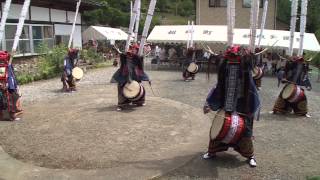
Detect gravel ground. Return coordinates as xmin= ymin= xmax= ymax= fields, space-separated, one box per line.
xmin=3 ymin=65 xmax=320 ymax=179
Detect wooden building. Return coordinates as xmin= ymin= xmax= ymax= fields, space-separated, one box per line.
xmin=0 ymin=0 xmax=101 ymax=56
xmin=196 ymin=0 xmax=279 ymax=29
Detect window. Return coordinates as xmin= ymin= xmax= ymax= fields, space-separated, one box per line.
xmin=32 ymin=25 xmax=54 ymax=53
xmin=243 ymin=0 xmax=264 ymax=8
xmin=5 ymin=25 xmax=31 ymax=54
xmin=55 ymin=35 xmax=70 ymax=46
xmin=209 ymin=0 xmax=227 ymax=7
xmin=3 ymin=24 xmax=54 ymax=55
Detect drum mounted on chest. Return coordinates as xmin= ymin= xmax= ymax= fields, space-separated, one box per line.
xmin=281 ymin=83 xmax=305 ymax=103
xmin=187 ymin=62 xmax=199 ymax=74
xmin=252 ymin=66 xmax=263 ymax=80
xmin=210 ymin=110 xmax=245 ymax=144
xmin=122 ymin=80 xmax=144 ymax=101
xmin=72 ymin=67 xmax=84 ymax=80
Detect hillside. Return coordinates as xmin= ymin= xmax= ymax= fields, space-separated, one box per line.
xmin=82 ymin=0 xmax=195 ymax=31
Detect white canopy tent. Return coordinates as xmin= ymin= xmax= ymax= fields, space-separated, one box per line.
xmin=82 ymin=26 xmax=129 ymax=43
xmin=147 ymin=25 xmax=320 ymax=52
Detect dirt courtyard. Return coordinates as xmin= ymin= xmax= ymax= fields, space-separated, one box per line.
xmin=0 ymin=66 xmax=320 ymax=180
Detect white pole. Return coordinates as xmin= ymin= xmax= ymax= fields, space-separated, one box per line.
xmin=10 ymin=0 xmax=30 ymax=61
xmin=231 ymin=0 xmax=235 ymax=31
xmin=249 ymin=0 xmax=259 ymax=51
xmin=187 ymin=20 xmax=190 ymax=48
xmin=198 ymin=0 xmax=201 ymax=25
xmin=126 ymin=0 xmax=139 ymax=52
xmin=258 ymin=0 xmax=268 ymax=47
xmin=0 ymin=0 xmax=12 ymax=43
xmin=190 ymin=21 xmax=194 ymax=48
xmin=138 ymin=0 xmax=157 ymax=56
xmin=298 ymin=0 xmax=308 ymax=56
xmin=130 ymin=1 xmax=133 ymax=20
xmin=68 ymin=0 xmax=81 ymax=48
xmin=227 ymin=0 xmax=232 ymax=46
xmin=134 ymin=0 xmax=141 ymax=42
xmin=289 ymin=0 xmax=298 ymax=56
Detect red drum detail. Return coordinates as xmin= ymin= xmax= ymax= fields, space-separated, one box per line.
xmin=282 ymin=84 xmax=305 ymax=103
xmin=210 ymin=110 xmax=245 ymax=144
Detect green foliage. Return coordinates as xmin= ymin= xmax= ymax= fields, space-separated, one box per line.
xmin=37 ymin=43 xmax=68 ymax=79
xmin=82 ymin=0 xmax=195 ymax=31
xmin=306 ymin=176 xmax=320 ymax=180
xmin=277 ymin=0 xmax=320 ymax=34
xmin=81 ymin=48 xmax=105 ymax=64
xmin=277 ymin=0 xmax=291 ymax=24
xmin=16 ymin=74 xmax=34 ymax=85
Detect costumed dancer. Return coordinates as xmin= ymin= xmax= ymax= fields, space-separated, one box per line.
xmin=182 ymin=47 xmax=198 ymax=81
xmin=202 ymin=0 xmax=260 ymax=167
xmin=61 ymin=0 xmax=82 ymax=92
xmin=271 ymin=0 xmax=311 ymax=117
xmin=0 ymin=0 xmax=30 ymax=121
xmin=61 ymin=48 xmax=80 ymax=92
xmin=111 ymin=44 xmax=150 ymax=111
xmin=183 ymin=21 xmax=198 ymax=81
xmin=0 ymin=51 xmax=23 ymax=121
xmin=271 ymin=56 xmax=311 ymax=117
xmin=203 ymin=45 xmax=260 ymax=167
xmin=111 ymin=0 xmax=156 ymax=111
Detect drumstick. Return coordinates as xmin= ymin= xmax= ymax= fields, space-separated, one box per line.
xmin=148 ymin=81 xmax=156 ymax=96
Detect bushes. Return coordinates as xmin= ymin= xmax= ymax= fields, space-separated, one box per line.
xmin=15 ymin=43 xmax=108 ymax=85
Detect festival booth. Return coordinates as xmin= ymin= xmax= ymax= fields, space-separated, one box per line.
xmin=147 ymin=25 xmax=320 ymax=52
xmin=82 ymin=26 xmax=129 ymax=44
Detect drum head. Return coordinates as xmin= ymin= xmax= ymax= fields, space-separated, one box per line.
xmin=282 ymin=84 xmax=295 ymax=99
xmin=187 ymin=63 xmax=198 ymax=73
xmin=123 ymin=81 xmax=141 ymax=99
xmin=252 ymin=67 xmax=258 ymax=77
xmin=210 ymin=110 xmax=226 ymax=140
xmin=72 ymin=67 xmax=84 ymax=80
xmin=252 ymin=67 xmax=262 ymax=79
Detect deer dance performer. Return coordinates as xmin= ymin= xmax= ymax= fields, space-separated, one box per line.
xmin=111 ymin=44 xmax=149 ymax=111
xmin=202 ymin=0 xmax=260 ymax=167
xmin=111 ymin=0 xmax=156 ymax=111
xmin=0 ymin=51 xmax=23 ymax=121
xmin=203 ymin=45 xmax=260 ymax=167
xmin=61 ymin=0 xmax=82 ymax=92
xmin=61 ymin=48 xmax=80 ymax=92
xmin=271 ymin=0 xmax=311 ymax=117
xmin=183 ymin=21 xmax=198 ymax=81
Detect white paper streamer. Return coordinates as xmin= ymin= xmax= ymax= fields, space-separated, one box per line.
xmin=258 ymin=0 xmax=268 ymax=47
xmin=68 ymin=0 xmax=81 ymax=48
xmin=187 ymin=20 xmax=190 ymax=48
xmin=134 ymin=0 xmax=141 ymax=42
xmin=298 ymin=0 xmax=308 ymax=56
xmin=289 ymin=0 xmax=298 ymax=56
xmin=0 ymin=0 xmax=12 ymax=43
xmin=11 ymin=0 xmax=30 ymax=53
xmin=190 ymin=21 xmax=194 ymax=48
xmin=126 ymin=0 xmax=139 ymax=51
xmin=138 ymin=0 xmax=157 ymax=56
